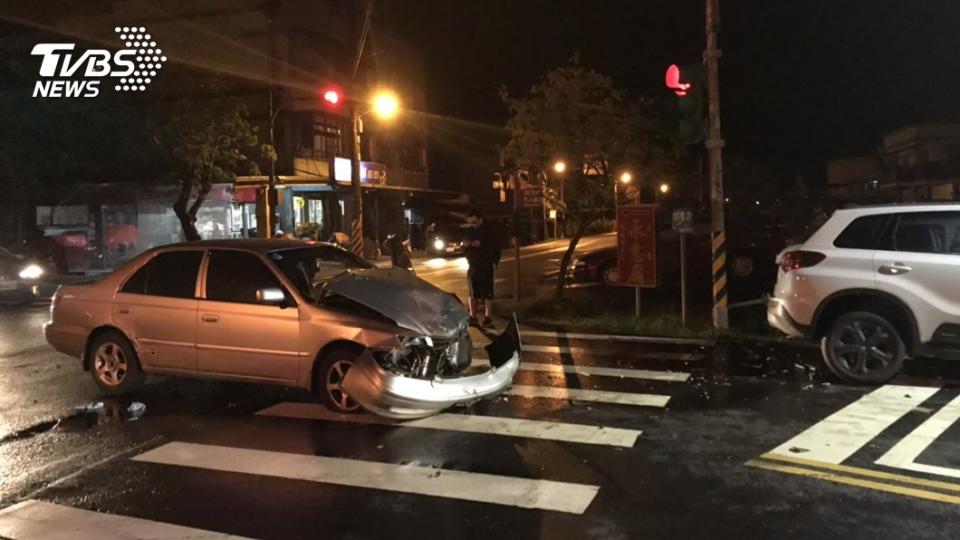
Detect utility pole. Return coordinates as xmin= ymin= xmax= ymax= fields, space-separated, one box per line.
xmin=350 ymin=108 xmax=364 ymax=256
xmin=349 ymin=0 xmax=375 ymax=257
xmin=513 ymin=172 xmax=521 ymax=303
xmin=705 ymin=0 xmax=728 ymax=329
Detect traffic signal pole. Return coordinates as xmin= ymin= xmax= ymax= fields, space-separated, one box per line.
xmin=705 ymin=0 xmax=728 ymax=329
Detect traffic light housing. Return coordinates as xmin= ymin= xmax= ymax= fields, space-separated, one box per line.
xmin=320 ymin=86 xmax=343 ymax=108
xmin=665 ymin=64 xmax=705 ymax=144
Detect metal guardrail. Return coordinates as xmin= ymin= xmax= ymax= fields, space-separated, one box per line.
xmin=727 ymin=294 xmax=769 ymax=311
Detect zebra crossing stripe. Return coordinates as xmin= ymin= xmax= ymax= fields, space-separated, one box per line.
xmin=0 ymin=499 xmax=251 ymax=539
xmin=472 ymin=358 xmax=690 ymax=382
xmin=768 ymin=385 xmax=939 ymax=464
xmin=519 ymin=329 xmax=713 ymax=346
xmin=476 ymin=343 xmax=702 ymax=362
xmin=524 ymin=344 xmax=701 ymax=361
xmin=875 ymin=393 xmax=960 ymax=478
xmin=133 ymin=442 xmax=599 ymax=514
xmin=505 ymin=385 xmax=670 ymax=407
xmin=256 ymin=402 xmax=641 ymax=447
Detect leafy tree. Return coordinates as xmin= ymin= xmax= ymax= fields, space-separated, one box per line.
xmin=149 ymin=79 xmax=262 ymax=241
xmin=501 ymin=62 xmax=672 ymax=297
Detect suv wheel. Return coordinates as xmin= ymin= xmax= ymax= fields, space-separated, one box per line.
xmin=821 ymin=311 xmax=906 ymax=384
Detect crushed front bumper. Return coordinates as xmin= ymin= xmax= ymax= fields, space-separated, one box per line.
xmin=342 ymin=318 xmax=522 ymax=419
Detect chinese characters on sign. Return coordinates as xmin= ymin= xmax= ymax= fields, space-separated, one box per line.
xmin=617 ymin=204 xmax=657 ymax=288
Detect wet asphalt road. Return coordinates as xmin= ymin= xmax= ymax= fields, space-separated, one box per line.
xmin=3 ymin=305 xmax=960 ymax=537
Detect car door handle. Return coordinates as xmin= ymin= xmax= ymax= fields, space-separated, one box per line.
xmin=879 ymin=264 xmax=911 ymax=275
xmin=201 ymin=314 xmax=220 ymax=323
xmin=117 ymin=308 xmax=130 ymax=314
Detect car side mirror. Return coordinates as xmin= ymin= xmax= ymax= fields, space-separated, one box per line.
xmin=256 ymin=287 xmax=287 ymax=306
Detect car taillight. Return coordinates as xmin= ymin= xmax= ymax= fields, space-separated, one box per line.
xmin=779 ymin=250 xmax=826 ymax=273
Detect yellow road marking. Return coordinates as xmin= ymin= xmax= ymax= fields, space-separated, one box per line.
xmin=760 ymin=453 xmax=960 ymax=493
xmin=746 ymin=460 xmax=960 ymax=506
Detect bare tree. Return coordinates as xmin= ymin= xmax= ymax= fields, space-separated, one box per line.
xmin=150 ymin=80 xmax=261 ymax=240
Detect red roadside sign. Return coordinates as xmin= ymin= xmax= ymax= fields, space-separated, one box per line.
xmin=616 ymin=204 xmax=657 ymax=287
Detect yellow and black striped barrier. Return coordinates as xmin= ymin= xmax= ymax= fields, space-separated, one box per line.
xmin=351 ymin=218 xmax=363 ymax=256
xmin=712 ymin=229 xmax=728 ymax=327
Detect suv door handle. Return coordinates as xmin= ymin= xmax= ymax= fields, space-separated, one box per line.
xmin=201 ymin=314 xmax=220 ymax=323
xmin=879 ymin=264 xmax=911 ymax=275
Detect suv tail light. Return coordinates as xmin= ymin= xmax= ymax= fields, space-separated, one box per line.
xmin=779 ymin=250 xmax=826 ymax=273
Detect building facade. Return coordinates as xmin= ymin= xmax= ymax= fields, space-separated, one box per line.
xmin=13 ymin=0 xmax=463 ymax=263
xmin=828 ymin=123 xmax=960 ymax=204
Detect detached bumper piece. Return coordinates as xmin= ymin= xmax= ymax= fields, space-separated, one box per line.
xmin=342 ymin=317 xmax=523 ymax=419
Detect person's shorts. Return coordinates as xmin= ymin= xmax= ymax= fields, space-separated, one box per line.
xmin=468 ymin=262 xmax=495 ymax=300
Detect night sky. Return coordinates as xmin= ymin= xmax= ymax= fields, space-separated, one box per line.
xmin=383 ymin=0 xmax=960 ymax=184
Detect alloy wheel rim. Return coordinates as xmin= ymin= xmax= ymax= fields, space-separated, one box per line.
xmin=326 ymin=359 xmax=359 ymax=411
xmin=831 ymin=319 xmax=895 ymax=377
xmin=94 ymin=342 xmax=128 ymax=386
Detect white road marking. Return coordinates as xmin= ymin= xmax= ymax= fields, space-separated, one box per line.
xmin=0 ymin=499 xmax=250 ymax=540
xmin=520 ymin=329 xmax=714 ymax=346
xmin=479 ymin=343 xmax=702 ymax=362
xmin=133 ymin=442 xmax=599 ymax=514
xmin=257 ymin=402 xmax=641 ymax=447
xmin=875 ymin=393 xmax=960 ymax=478
xmin=768 ymin=385 xmax=939 ymax=464
xmin=472 ymin=358 xmax=690 ymax=382
xmin=505 ymin=385 xmax=670 ymax=407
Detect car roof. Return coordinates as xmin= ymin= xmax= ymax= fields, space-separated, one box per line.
xmin=836 ymin=202 xmax=960 ymax=215
xmin=170 ymin=239 xmax=334 ymax=254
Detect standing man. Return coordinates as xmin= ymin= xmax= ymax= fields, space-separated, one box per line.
xmin=464 ymin=208 xmax=497 ymax=328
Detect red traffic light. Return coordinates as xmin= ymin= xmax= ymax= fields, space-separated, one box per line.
xmin=321 ymin=86 xmax=342 ymax=106
xmin=665 ymin=64 xmax=691 ymax=97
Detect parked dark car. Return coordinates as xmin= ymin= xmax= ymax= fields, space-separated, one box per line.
xmin=568 ymin=222 xmax=788 ymax=298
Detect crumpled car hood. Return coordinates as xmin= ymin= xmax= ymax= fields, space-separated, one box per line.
xmin=323 ymin=268 xmax=468 ymax=337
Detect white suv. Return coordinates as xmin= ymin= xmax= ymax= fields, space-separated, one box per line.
xmin=768 ymin=204 xmax=960 ymax=383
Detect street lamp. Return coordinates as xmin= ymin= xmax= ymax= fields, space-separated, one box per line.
xmin=659 ymin=182 xmax=670 ymax=194
xmin=349 ymin=88 xmax=401 ymax=257
xmin=614 ymin=171 xmax=633 ymax=204
xmin=552 ymin=160 xmax=566 ymax=174
xmin=371 ymin=89 xmax=400 ymax=121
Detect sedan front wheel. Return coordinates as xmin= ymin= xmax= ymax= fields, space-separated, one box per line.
xmin=317 ymin=348 xmax=362 ymax=413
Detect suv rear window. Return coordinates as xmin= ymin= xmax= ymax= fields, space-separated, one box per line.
xmin=833 ymin=214 xmax=890 ymax=249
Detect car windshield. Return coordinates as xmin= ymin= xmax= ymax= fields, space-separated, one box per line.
xmin=268 ymin=245 xmax=374 ymax=300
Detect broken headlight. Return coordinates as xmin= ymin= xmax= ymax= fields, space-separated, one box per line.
xmin=373 ymin=331 xmax=472 ymax=379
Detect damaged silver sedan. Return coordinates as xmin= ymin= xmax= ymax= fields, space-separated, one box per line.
xmin=44 ymin=240 xmax=521 ymax=419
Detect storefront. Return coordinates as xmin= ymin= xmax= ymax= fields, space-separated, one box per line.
xmin=35 ymin=183 xmax=239 ymax=273
xmin=234 ymin=163 xmax=468 ymax=254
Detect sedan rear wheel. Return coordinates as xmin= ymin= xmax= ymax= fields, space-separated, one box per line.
xmin=317 ymin=349 xmax=361 ymax=413
xmin=90 ymin=331 xmax=144 ymax=394
xmin=821 ymin=311 xmax=906 ymax=384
